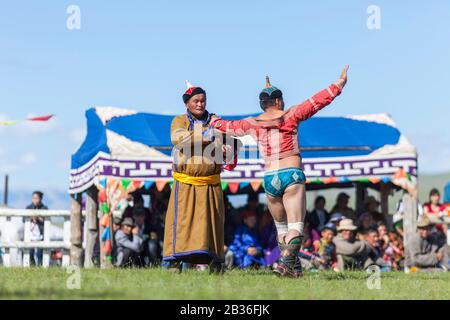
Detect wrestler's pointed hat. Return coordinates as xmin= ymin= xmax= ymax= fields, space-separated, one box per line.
xmin=183 ymin=80 xmax=206 ymax=103
xmin=259 ymin=75 xmax=283 ymax=102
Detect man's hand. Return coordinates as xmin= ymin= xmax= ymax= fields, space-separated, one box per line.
xmin=132 ymin=226 xmax=139 ymax=235
xmin=436 ymin=251 xmax=444 ymax=261
xmin=247 ymin=246 xmax=258 ymax=257
xmin=210 ymin=115 xmax=219 ymax=122
xmin=336 ymin=65 xmax=349 ymax=90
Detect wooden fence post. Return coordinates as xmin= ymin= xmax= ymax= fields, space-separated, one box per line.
xmin=84 ymin=187 xmax=98 ymax=268
xmin=70 ymin=193 xmax=83 ymax=266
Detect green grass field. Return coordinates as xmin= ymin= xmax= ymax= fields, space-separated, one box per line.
xmin=0 ymin=267 xmax=449 ymax=300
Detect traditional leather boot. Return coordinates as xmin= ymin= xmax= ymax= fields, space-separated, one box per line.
xmin=272 ymin=236 xmax=302 ymax=278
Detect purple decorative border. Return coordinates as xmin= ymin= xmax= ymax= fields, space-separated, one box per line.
xmin=69 ymin=154 xmax=417 ymax=193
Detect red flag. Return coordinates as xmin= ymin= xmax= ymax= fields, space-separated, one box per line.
xmin=27 ymin=114 xmax=54 ymax=121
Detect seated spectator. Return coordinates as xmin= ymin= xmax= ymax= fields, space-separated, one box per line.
xmin=384 ymin=231 xmax=404 ymax=271
xmin=423 ymin=188 xmax=448 ymax=240
xmin=312 ymin=223 xmax=338 ymax=270
xmin=358 ymin=196 xmax=385 ymax=230
xmin=306 ymin=196 xmax=330 ymax=232
xmin=114 ymin=218 xmax=144 ymax=268
xmin=377 ymin=222 xmax=390 ymax=251
xmin=333 ymin=219 xmax=369 ymax=271
xmin=406 ymin=215 xmax=449 ymax=272
xmin=329 ymin=212 xmax=345 ymax=229
xmin=227 ymin=211 xmax=266 ymax=269
xmin=363 ymin=228 xmax=391 ymax=272
xmin=133 ymin=208 xmax=161 ymax=266
xmin=331 ymin=193 xmax=357 ymax=221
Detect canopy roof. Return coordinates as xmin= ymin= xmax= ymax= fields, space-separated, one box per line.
xmin=70 ymin=107 xmax=417 ymax=194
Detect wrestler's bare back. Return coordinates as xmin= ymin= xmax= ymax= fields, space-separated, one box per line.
xmin=254 ymin=109 xmax=302 ymax=172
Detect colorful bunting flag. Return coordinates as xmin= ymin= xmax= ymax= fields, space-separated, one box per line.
xmin=103 ymin=240 xmax=112 ymax=254
xmin=100 ymin=202 xmax=109 ymax=214
xmin=98 ymin=189 xmax=107 ymax=203
xmin=240 ymin=182 xmax=250 ymax=189
xmin=381 ymin=177 xmax=391 ymax=183
xmin=228 ymin=182 xmax=240 ymax=194
xmin=156 ymin=180 xmax=167 ymax=192
xmin=0 ymin=114 xmax=54 ymax=125
xmin=101 ymin=227 xmax=110 ymax=242
xmin=100 ymin=214 xmax=109 ymax=228
xmin=27 ymin=114 xmax=54 ymax=121
xmin=168 ymin=181 xmax=174 ymax=190
xmin=0 ymin=120 xmax=17 ymax=126
xmin=99 ymin=178 xmax=107 ymax=189
xmin=132 ymin=180 xmax=143 ymax=189
xmin=221 ymin=181 xmax=229 ymax=191
xmin=144 ymin=180 xmax=155 ymax=190
xmin=369 ymin=177 xmax=381 ymax=184
xmin=121 ymin=178 xmax=132 ymax=190
xmin=323 ymin=177 xmax=339 ymax=184
xmin=250 ymin=181 xmax=261 ymax=192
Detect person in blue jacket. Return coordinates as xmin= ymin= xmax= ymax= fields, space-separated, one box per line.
xmin=228 ymin=210 xmax=266 ymax=269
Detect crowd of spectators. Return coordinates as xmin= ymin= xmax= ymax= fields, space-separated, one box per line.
xmin=222 ymin=189 xmax=449 ymax=273
xmin=5 ymin=186 xmax=448 ymax=273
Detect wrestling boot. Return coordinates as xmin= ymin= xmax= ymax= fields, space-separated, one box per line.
xmin=166 ymin=260 xmax=183 ymax=273
xmin=209 ymin=261 xmax=225 ymax=275
xmin=272 ymin=236 xmax=303 ymax=278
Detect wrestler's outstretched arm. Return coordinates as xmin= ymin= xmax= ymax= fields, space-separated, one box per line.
xmin=289 ymin=65 xmax=349 ymax=122
xmin=210 ymin=116 xmax=252 ymax=137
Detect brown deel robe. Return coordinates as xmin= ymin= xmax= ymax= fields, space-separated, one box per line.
xmin=163 ymin=114 xmax=225 ymax=264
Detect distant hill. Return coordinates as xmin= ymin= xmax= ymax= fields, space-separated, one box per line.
xmin=418 ymin=172 xmax=450 ymax=203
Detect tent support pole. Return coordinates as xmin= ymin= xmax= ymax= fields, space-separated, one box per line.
xmin=70 ymin=193 xmax=83 ymax=266
xmin=403 ymin=192 xmax=418 ymax=272
xmin=380 ymin=182 xmax=390 ymax=216
xmin=84 ymin=187 xmax=98 ymax=268
xmin=355 ymin=183 xmax=367 ymax=214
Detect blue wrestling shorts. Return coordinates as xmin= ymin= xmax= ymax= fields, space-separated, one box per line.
xmin=264 ymin=167 xmax=306 ymax=198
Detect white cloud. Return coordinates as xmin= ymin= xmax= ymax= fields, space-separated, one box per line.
xmin=20 ymin=152 xmax=38 ymax=166
xmin=69 ymin=127 xmax=86 ymax=145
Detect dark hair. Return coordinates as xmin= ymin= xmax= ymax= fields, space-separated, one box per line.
xmin=259 ymin=99 xmax=278 ymax=110
xmin=364 ymin=227 xmax=378 ymax=236
xmin=315 ymin=196 xmax=326 ymax=206
xmin=32 ymin=191 xmax=44 ymax=199
xmin=377 ymin=221 xmax=386 ymax=228
xmin=429 ymin=188 xmax=440 ymax=198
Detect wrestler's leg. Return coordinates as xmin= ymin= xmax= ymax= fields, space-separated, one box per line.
xmin=282 ymin=182 xmax=306 ymax=243
xmin=266 ymin=194 xmax=288 ymax=242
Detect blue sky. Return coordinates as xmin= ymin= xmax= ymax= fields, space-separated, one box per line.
xmin=1 ymin=0 xmax=449 ymax=205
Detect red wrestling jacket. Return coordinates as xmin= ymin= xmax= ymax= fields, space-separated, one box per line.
xmin=211 ymin=83 xmax=342 ymax=162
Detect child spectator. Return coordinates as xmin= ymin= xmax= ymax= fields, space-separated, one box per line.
xmin=312 ymin=223 xmax=338 ymax=270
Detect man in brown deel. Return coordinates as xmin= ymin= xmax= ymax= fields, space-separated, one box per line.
xmin=163 ymin=81 xmax=239 ymax=273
